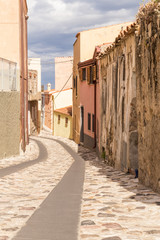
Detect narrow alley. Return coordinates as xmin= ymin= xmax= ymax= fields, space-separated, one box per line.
xmin=0 ymin=132 xmax=160 ymax=240
xmin=0 ymin=131 xmax=83 ymax=240
xmin=0 ymin=1 xmax=160 ymax=240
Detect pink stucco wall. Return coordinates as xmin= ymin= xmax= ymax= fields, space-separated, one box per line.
xmin=80 ymin=67 xmax=101 ymax=152
xmin=80 ymin=81 xmax=94 ymax=138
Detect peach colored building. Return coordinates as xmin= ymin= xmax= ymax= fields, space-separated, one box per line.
xmin=55 ymin=56 xmax=73 ymax=91
xmin=0 ymin=0 xmax=28 ymax=158
xmin=42 ymin=56 xmax=73 ymax=136
xmin=73 ymin=22 xmax=132 ymax=144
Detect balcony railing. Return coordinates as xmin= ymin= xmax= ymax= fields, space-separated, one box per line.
xmin=0 ymin=58 xmax=17 ymax=91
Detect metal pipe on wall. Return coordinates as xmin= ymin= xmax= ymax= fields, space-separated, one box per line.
xmin=94 ymin=74 xmax=97 ymax=149
xmin=20 ymin=0 xmax=25 ymax=152
xmin=25 ymin=14 xmax=29 ymax=144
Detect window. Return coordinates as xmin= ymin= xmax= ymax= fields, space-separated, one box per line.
xmin=92 ymin=114 xmax=95 ymax=132
xmin=82 ymin=68 xmax=86 ymax=81
xmin=88 ymin=113 xmax=91 ymax=130
xmin=0 ymin=57 xmax=17 ymax=91
xmin=65 ymin=117 xmax=68 ymax=127
xmin=90 ymin=66 xmax=93 ymax=84
xmin=58 ymin=115 xmax=60 ymax=124
xmin=79 ymin=69 xmax=82 ymax=81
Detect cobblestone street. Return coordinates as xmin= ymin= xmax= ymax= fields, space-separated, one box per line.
xmin=78 ymin=147 xmax=160 ymax=240
xmin=0 ymin=132 xmax=160 ymax=240
xmin=0 ymin=131 xmax=77 ymax=240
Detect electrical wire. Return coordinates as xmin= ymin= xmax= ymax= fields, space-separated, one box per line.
xmin=28 ymin=59 xmax=73 ymax=65
xmin=54 ymin=73 xmax=73 ymax=100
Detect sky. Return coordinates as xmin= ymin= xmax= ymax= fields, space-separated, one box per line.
xmin=27 ymin=0 xmax=145 ymax=89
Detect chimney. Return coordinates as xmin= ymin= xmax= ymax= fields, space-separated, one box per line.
xmin=47 ymin=83 xmax=51 ymax=91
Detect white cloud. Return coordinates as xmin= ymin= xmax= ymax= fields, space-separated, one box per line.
xmin=28 ymin=0 xmax=138 ymax=35
xmin=26 ymin=0 xmax=141 ymax=87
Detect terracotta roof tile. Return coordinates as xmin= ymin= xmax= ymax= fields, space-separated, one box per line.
xmin=98 ymin=22 xmax=137 ymax=58
xmin=54 ymin=106 xmax=72 ymax=116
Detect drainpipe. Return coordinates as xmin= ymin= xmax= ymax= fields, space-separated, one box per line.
xmin=25 ymin=14 xmax=29 ymax=144
xmin=94 ymin=63 xmax=97 ymax=149
xmin=20 ymin=0 xmax=25 ymax=152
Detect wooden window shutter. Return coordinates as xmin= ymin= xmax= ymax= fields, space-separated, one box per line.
xmin=79 ymin=68 xmax=82 ymax=81
xmin=93 ymin=65 xmax=96 ymax=81
xmin=87 ymin=67 xmax=90 ymax=84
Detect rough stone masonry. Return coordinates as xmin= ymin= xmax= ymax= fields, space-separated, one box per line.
xmin=136 ymin=1 xmax=160 ymax=192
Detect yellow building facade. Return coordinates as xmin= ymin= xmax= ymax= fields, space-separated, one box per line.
xmin=54 ymin=106 xmax=73 ymax=139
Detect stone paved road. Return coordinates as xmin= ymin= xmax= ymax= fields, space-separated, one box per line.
xmin=78 ymin=146 xmax=160 ymax=240
xmin=0 ymin=131 xmax=78 ymax=240
xmin=1 ymin=132 xmax=160 ymax=240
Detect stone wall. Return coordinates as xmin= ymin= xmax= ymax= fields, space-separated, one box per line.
xmin=100 ymin=29 xmax=138 ymax=172
xmin=136 ymin=1 xmax=160 ymax=192
xmin=0 ymin=92 xmax=20 ymax=159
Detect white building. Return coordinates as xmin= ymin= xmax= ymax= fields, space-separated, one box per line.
xmin=28 ymin=58 xmax=42 ymax=134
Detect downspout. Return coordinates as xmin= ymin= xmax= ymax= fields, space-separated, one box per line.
xmin=94 ymin=63 xmax=97 ymax=149
xmin=98 ymin=58 xmax=102 ymax=153
xmin=20 ymin=0 xmax=25 ymax=152
xmin=52 ymin=95 xmax=54 ymax=135
xmin=25 ymin=14 xmax=29 ymax=144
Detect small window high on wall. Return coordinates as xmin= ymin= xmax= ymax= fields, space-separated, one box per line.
xmin=58 ymin=115 xmax=60 ymax=124
xmin=82 ymin=68 xmax=86 ymax=81
xmin=65 ymin=117 xmax=68 ymax=127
